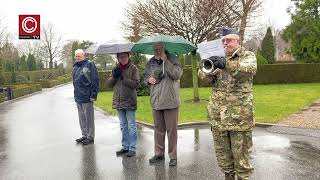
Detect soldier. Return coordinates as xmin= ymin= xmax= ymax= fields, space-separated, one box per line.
xmin=199 ymin=28 xmax=257 ymax=180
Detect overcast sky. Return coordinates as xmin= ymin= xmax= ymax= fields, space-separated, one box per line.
xmin=0 ymin=0 xmax=293 ymax=44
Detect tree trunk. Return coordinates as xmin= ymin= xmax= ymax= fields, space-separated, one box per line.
xmin=49 ymin=54 xmax=53 ymax=69
xmin=49 ymin=61 xmax=53 ymax=69
xmin=191 ymin=55 xmax=199 ymax=102
xmin=239 ymin=15 xmax=247 ymax=45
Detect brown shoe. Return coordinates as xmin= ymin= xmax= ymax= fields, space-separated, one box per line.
xmin=225 ymin=173 xmax=235 ymax=180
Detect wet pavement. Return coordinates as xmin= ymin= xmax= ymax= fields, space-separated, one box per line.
xmin=0 ymin=84 xmax=320 ymax=180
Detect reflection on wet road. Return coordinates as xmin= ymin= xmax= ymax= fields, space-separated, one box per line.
xmin=0 ymin=84 xmax=319 ymax=180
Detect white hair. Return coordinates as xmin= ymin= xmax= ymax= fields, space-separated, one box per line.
xmin=75 ymin=49 xmax=85 ymax=55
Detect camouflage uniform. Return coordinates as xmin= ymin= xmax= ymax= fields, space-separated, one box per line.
xmin=199 ymin=46 xmax=257 ymax=180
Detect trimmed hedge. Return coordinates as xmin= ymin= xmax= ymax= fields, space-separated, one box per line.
xmin=253 ymin=63 xmax=320 ymax=84
xmin=180 ymin=66 xmax=211 ymax=88
xmin=180 ymin=64 xmax=320 ymax=87
xmin=97 ymin=63 xmax=320 ymax=91
xmin=3 ymin=69 xmax=66 ymax=84
xmin=98 ymin=71 xmax=112 ymax=92
xmin=35 ymin=75 xmax=72 ymax=88
xmin=5 ymin=84 xmax=42 ymax=99
xmin=0 ymin=93 xmax=4 ymax=103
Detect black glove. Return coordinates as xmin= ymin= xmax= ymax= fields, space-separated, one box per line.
xmin=112 ymin=67 xmax=122 ymax=80
xmin=209 ymin=56 xmax=226 ymax=69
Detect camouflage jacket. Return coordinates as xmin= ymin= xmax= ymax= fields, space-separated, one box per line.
xmin=200 ymin=47 xmax=257 ymax=131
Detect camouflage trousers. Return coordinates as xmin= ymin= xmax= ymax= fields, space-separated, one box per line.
xmin=212 ymin=130 xmax=254 ymax=180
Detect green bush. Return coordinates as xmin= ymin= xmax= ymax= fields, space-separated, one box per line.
xmin=36 ymin=75 xmax=71 ymax=88
xmin=180 ymin=66 xmax=210 ymax=88
xmin=98 ymin=71 xmax=112 ymax=92
xmin=0 ymin=93 xmax=5 ymax=103
xmin=98 ymin=63 xmax=320 ymax=90
xmin=5 ymin=84 xmax=42 ymax=99
xmin=2 ymin=69 xmax=66 ymax=84
xmin=261 ymin=27 xmax=276 ymax=64
xmin=131 ymin=53 xmax=149 ymax=96
xmin=180 ymin=64 xmax=320 ymax=87
xmin=256 ymin=50 xmax=268 ymax=65
xmin=253 ymin=63 xmax=320 ymax=84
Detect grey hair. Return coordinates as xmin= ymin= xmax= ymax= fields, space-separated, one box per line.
xmin=75 ymin=49 xmax=85 ymax=55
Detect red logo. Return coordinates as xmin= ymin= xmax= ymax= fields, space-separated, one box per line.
xmin=19 ymin=15 xmax=40 ymax=39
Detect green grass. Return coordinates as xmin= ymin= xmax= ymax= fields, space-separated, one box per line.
xmin=95 ymin=83 xmax=320 ymax=124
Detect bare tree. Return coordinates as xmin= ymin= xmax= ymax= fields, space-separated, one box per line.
xmin=41 ymin=23 xmax=63 ymax=69
xmin=124 ymin=0 xmax=262 ymax=44
xmin=225 ymin=0 xmax=262 ymax=42
xmin=123 ymin=0 xmax=238 ymax=102
xmin=123 ymin=0 xmax=262 ymax=102
xmin=0 ymin=17 xmax=7 ymax=48
xmin=123 ymin=0 xmax=240 ymax=44
xmin=60 ymin=40 xmax=76 ymax=69
xmin=16 ymin=41 xmax=37 ymax=56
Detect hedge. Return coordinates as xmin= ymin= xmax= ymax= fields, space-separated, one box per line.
xmin=35 ymin=75 xmax=72 ymax=88
xmin=3 ymin=69 xmax=67 ymax=84
xmin=0 ymin=93 xmax=4 ymax=103
xmin=180 ymin=63 xmax=320 ymax=87
xmin=253 ymin=63 xmax=320 ymax=84
xmin=180 ymin=66 xmax=211 ymax=88
xmin=5 ymin=84 xmax=42 ymax=99
xmin=97 ymin=63 xmax=320 ymax=91
xmin=98 ymin=71 xmax=112 ymax=92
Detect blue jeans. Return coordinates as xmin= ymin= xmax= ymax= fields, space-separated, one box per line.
xmin=117 ymin=110 xmax=137 ymax=152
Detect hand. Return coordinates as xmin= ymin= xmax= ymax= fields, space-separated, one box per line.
xmin=112 ymin=67 xmax=122 ymax=80
xmin=90 ymin=98 xmax=96 ymax=102
xmin=148 ymin=77 xmax=157 ymax=85
xmin=209 ymin=56 xmax=226 ymax=69
xmin=160 ymin=53 xmax=167 ymax=61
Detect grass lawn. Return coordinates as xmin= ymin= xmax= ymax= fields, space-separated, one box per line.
xmin=95 ymin=83 xmax=320 ymax=124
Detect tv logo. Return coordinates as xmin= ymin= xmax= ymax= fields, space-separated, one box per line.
xmin=19 ymin=15 xmax=40 ymax=40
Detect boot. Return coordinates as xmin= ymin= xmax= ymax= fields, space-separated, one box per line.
xmin=225 ymin=173 xmax=235 ymax=180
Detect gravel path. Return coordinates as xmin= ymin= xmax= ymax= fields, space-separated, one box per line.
xmin=279 ymin=99 xmax=320 ymax=129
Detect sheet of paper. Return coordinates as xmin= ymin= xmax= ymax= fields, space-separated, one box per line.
xmin=197 ymin=39 xmax=225 ymax=59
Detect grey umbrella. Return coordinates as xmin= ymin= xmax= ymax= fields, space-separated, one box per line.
xmin=85 ymin=40 xmax=134 ymax=55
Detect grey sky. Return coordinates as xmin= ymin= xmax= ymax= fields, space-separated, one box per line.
xmin=0 ymin=0 xmax=293 ymax=44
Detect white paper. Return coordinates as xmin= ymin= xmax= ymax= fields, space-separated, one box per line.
xmin=197 ymin=39 xmax=225 ymax=59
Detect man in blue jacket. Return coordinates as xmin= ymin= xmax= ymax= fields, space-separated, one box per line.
xmin=72 ymin=49 xmax=100 ymax=145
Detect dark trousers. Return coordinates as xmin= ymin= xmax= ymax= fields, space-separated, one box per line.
xmin=153 ymin=108 xmax=178 ymax=159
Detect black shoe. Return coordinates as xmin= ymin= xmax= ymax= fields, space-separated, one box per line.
xmin=169 ymin=159 xmax=177 ymax=166
xmin=149 ymin=155 xmax=164 ymax=163
xmin=116 ymin=149 xmax=129 ymax=156
xmin=225 ymin=173 xmax=235 ymax=180
xmin=126 ymin=151 xmax=136 ymax=157
xmin=82 ymin=139 xmax=94 ymax=145
xmin=76 ymin=137 xmax=86 ymax=143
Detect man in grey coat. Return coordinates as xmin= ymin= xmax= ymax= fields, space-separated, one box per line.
xmin=144 ymin=43 xmax=183 ymax=167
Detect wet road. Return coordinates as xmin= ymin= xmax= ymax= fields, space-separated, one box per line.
xmin=0 ymin=84 xmax=319 ymax=180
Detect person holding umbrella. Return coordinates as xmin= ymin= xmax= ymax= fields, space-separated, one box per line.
xmin=132 ymin=35 xmax=196 ymax=166
xmin=143 ymin=42 xmax=182 ymax=167
xmin=106 ymin=50 xmax=139 ymax=157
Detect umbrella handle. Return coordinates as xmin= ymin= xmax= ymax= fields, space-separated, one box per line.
xmin=163 ymin=61 xmax=164 ymax=75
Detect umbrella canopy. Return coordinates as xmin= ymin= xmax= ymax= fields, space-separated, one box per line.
xmin=131 ymin=35 xmax=197 ymax=55
xmin=85 ymin=40 xmax=134 ymax=55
